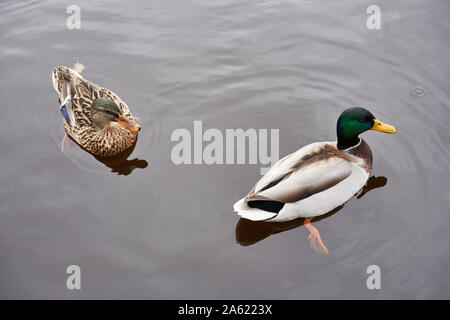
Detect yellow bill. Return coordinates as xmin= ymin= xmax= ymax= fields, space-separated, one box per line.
xmin=371 ymin=119 xmax=397 ymax=134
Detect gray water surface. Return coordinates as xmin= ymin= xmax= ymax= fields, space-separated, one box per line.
xmin=1 ymin=0 xmax=450 ymax=299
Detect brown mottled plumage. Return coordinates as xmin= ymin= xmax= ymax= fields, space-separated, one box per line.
xmin=52 ymin=66 xmax=139 ymax=157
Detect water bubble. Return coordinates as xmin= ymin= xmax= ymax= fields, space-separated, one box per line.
xmin=412 ymin=87 xmax=426 ymax=97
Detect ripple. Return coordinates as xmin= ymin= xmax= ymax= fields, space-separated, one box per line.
xmin=412 ymin=87 xmax=426 ymax=97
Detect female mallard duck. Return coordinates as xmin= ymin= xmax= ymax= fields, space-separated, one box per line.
xmin=234 ymin=107 xmax=396 ymax=224
xmin=52 ymin=65 xmax=141 ymax=157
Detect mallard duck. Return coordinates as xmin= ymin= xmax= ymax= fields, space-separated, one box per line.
xmin=234 ymin=107 xmax=397 ymax=223
xmin=52 ymin=65 xmax=141 ymax=157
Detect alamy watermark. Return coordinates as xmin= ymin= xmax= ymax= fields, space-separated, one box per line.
xmin=171 ymin=121 xmax=279 ymax=175
xmin=366 ymin=5 xmax=381 ymax=30
xmin=366 ymin=265 xmax=381 ymax=290
xmin=66 ymin=5 xmax=81 ymax=30
xmin=66 ymin=265 xmax=81 ymax=290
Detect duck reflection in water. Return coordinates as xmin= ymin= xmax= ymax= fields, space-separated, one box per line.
xmin=64 ymin=135 xmax=148 ymax=176
xmin=235 ymin=175 xmax=387 ymax=254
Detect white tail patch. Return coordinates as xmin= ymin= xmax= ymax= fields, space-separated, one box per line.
xmin=233 ymin=198 xmax=278 ymax=221
xmin=73 ymin=62 xmax=85 ymax=74
xmin=52 ymin=70 xmax=59 ymax=93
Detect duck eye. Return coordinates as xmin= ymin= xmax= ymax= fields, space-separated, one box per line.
xmin=359 ymin=117 xmax=365 ymax=122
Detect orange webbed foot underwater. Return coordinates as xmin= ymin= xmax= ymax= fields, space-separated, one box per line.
xmin=61 ymin=131 xmax=69 ymax=152
xmin=304 ymin=220 xmax=329 ymax=254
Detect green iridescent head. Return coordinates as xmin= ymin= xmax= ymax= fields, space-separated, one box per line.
xmin=336 ymin=107 xmax=397 ymax=150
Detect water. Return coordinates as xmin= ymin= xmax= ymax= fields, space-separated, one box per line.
xmin=1 ymin=0 xmax=449 ymax=299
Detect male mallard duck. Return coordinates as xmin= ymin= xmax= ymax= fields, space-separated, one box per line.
xmin=52 ymin=65 xmax=141 ymax=157
xmin=234 ymin=107 xmax=396 ymax=225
